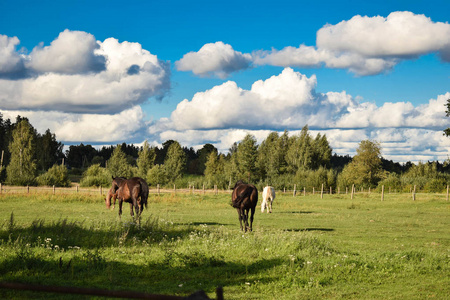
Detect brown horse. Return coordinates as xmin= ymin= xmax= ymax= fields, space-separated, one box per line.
xmin=106 ymin=177 xmax=149 ymax=218
xmin=231 ymin=180 xmax=258 ymax=232
xmin=105 ymin=176 xmax=126 ymax=209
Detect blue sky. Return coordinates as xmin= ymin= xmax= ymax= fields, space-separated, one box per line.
xmin=1 ymin=0 xmax=449 ymax=163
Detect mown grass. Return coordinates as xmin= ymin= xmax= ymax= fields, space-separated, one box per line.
xmin=0 ymin=191 xmax=449 ymax=299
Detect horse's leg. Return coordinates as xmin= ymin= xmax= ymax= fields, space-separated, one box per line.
xmin=129 ymin=202 xmax=134 ymax=217
xmin=236 ymin=208 xmax=243 ymax=231
xmin=112 ymin=195 xmax=116 ymax=210
xmin=118 ymin=199 xmax=123 ymax=218
xmin=242 ymin=208 xmax=250 ymax=232
xmin=269 ymin=199 xmax=272 ymax=213
xmin=261 ymin=199 xmax=266 ymax=213
xmin=249 ymin=207 xmax=255 ymax=232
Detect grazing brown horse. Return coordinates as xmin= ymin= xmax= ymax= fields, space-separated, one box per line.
xmin=231 ymin=180 xmax=258 ymax=232
xmin=106 ymin=177 xmax=149 ymax=218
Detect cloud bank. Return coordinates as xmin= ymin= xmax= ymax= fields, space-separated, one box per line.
xmin=0 ymin=30 xmax=170 ymax=114
xmin=149 ymin=68 xmax=450 ymax=162
xmin=178 ymin=11 xmax=450 ymax=76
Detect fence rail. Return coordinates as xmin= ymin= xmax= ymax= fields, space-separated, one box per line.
xmin=0 ymin=183 xmax=448 ymax=201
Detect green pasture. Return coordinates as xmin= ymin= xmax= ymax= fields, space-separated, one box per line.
xmin=0 ymin=191 xmax=449 ymax=299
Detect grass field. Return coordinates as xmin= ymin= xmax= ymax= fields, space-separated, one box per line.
xmin=0 ymin=191 xmax=449 ymax=299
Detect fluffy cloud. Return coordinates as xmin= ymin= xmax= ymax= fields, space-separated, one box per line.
xmin=0 ymin=35 xmax=26 ymax=78
xmin=175 ymin=42 xmax=252 ymax=78
xmin=28 ymin=30 xmax=106 ymax=74
xmin=161 ymin=68 xmax=450 ymax=131
xmin=148 ymin=68 xmax=450 ymax=162
xmin=316 ymin=11 xmax=450 ymax=59
xmin=252 ymin=11 xmax=450 ymax=75
xmin=0 ymin=106 xmax=147 ymax=143
xmin=0 ymin=30 xmax=170 ymax=114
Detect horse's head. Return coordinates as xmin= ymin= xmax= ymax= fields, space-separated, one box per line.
xmin=105 ymin=188 xmax=115 ymax=209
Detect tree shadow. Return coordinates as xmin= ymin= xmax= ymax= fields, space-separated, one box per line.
xmin=0 ymin=249 xmax=285 ymax=299
xmin=0 ymin=216 xmax=193 ymax=250
xmin=277 ymin=211 xmax=313 ymax=214
xmin=284 ymin=228 xmax=335 ymax=232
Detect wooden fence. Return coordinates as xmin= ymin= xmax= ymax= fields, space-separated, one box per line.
xmin=0 ymin=183 xmax=448 ymax=201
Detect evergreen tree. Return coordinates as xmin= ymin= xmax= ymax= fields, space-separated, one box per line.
xmin=6 ymin=119 xmax=37 ymax=185
xmin=136 ymin=141 xmax=155 ymax=178
xmin=107 ymin=144 xmax=133 ymax=178
xmin=164 ymin=141 xmax=186 ymax=182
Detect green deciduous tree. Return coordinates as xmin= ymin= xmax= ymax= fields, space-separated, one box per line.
xmin=236 ymin=134 xmax=258 ymax=182
xmin=107 ymin=144 xmax=133 ymax=178
xmin=204 ymin=150 xmax=226 ymax=187
xmin=146 ymin=164 xmax=168 ymax=186
xmin=164 ymin=141 xmax=186 ymax=183
xmin=444 ymin=99 xmax=450 ymax=137
xmin=36 ymin=164 xmax=71 ymax=187
xmin=338 ymin=140 xmax=384 ymax=188
xmin=6 ymin=119 xmax=37 ymax=186
xmin=137 ymin=140 xmax=155 ymax=178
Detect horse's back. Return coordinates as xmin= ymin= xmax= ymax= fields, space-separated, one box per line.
xmin=263 ymin=186 xmax=275 ymax=201
xmin=232 ymin=182 xmax=258 ymax=208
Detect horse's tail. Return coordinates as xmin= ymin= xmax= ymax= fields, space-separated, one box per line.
xmin=138 ymin=178 xmax=149 ymax=209
xmin=231 ymin=193 xmax=245 ymax=208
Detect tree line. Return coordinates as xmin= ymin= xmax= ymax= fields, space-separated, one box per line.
xmin=1 ymin=112 xmax=450 ymax=192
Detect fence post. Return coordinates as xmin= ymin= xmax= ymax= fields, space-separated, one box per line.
xmin=447 ymin=185 xmax=449 ymax=201
xmin=157 ymin=184 xmax=160 ymax=195
xmin=76 ymin=185 xmax=79 ymax=193
xmin=381 ymin=185 xmax=384 ymax=201
xmin=330 ymin=186 xmax=332 ymax=195
xmin=174 ymin=184 xmax=176 ymax=194
xmin=412 ymin=185 xmax=416 ymax=201
xmin=27 ymin=186 xmax=29 ymax=194
xmin=303 ymin=187 xmax=306 ymax=196
xmin=351 ymin=184 xmax=354 ymax=200
xmin=313 ymin=187 xmax=315 ymax=195
xmin=100 ymin=186 xmax=102 ymax=195
xmin=214 ymin=185 xmax=218 ymax=195
xmin=53 ymin=185 xmax=55 ymax=195
xmin=346 ymin=187 xmax=348 ymax=194
xmin=321 ymin=183 xmax=324 ymax=199
xmin=203 ymin=184 xmax=205 ymax=194
xmin=293 ymin=184 xmax=296 ymax=196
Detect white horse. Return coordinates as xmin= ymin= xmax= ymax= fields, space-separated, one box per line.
xmin=261 ymin=186 xmax=275 ymax=213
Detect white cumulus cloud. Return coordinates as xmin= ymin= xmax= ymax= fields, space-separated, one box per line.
xmin=0 ymin=30 xmax=170 ymax=114
xmin=175 ymin=41 xmax=252 ymax=78
xmin=252 ymin=11 xmax=450 ymax=75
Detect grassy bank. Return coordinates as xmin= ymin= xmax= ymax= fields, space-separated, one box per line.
xmin=0 ymin=192 xmax=449 ymax=299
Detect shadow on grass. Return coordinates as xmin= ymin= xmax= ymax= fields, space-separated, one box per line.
xmin=174 ymin=221 xmax=231 ymax=226
xmin=284 ymin=228 xmax=335 ymax=232
xmin=0 ymin=248 xmax=285 ymax=299
xmin=0 ymin=214 xmax=193 ymax=250
xmin=277 ymin=211 xmax=314 ymax=214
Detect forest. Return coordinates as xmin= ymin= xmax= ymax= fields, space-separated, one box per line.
xmin=1 ymin=113 xmax=450 ymax=192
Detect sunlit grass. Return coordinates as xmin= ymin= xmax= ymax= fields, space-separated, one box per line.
xmin=0 ymin=192 xmax=449 ymax=299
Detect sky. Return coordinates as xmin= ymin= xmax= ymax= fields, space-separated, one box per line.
xmin=0 ymin=0 xmax=449 ymax=163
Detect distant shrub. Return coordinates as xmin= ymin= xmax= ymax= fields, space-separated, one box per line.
xmin=36 ymin=164 xmax=71 ymax=187
xmin=79 ymin=164 xmax=111 ymax=187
